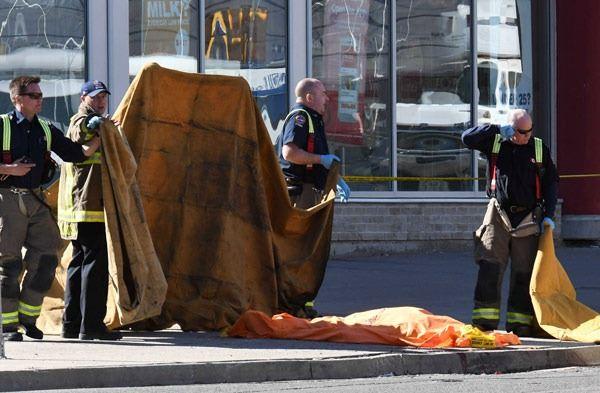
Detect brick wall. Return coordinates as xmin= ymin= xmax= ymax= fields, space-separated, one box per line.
xmin=331 ymin=201 xmax=562 ymax=256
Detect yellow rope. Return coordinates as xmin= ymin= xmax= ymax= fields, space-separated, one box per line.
xmin=343 ymin=174 xmax=600 ymax=183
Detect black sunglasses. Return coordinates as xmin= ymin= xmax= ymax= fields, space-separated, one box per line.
xmin=20 ymin=92 xmax=43 ymax=100
xmin=516 ymin=126 xmax=533 ymax=135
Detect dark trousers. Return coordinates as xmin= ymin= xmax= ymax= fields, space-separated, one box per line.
xmin=63 ymin=222 xmax=108 ymax=334
xmin=472 ymin=201 xmax=539 ymax=331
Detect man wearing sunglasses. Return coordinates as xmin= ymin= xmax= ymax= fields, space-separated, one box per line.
xmin=0 ymin=75 xmax=102 ymax=342
xmin=462 ymin=108 xmax=558 ymax=338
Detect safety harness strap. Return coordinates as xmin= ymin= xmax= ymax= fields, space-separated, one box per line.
xmin=1 ymin=115 xmax=52 ymax=164
xmin=534 ymin=137 xmax=543 ymax=201
xmin=490 ymin=134 xmax=544 ymax=201
xmin=283 ymin=108 xmax=316 ymax=170
xmin=489 ymin=133 xmax=502 ymax=193
xmin=1 ymin=114 xmax=12 ymax=164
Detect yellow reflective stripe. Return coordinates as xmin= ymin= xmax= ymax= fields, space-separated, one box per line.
xmin=58 ymin=210 xmax=104 ymax=222
xmin=2 ymin=311 xmax=19 ymax=325
xmin=58 ymin=162 xmax=75 ymax=221
xmin=472 ymin=308 xmax=500 ymax=320
xmin=305 ymin=301 xmax=314 ymax=308
xmin=506 ymin=312 xmax=533 ymax=325
xmin=492 ymin=133 xmax=502 ymax=154
xmin=534 ymin=137 xmax=543 ymax=163
xmin=80 ymin=152 xmax=101 ymax=165
xmin=1 ymin=114 xmax=10 ymax=151
xmin=18 ymin=301 xmax=41 ymax=317
xmin=284 ymin=109 xmax=314 ymax=134
xmin=39 ymin=120 xmax=52 ymax=151
xmin=0 ymin=116 xmax=52 ymax=153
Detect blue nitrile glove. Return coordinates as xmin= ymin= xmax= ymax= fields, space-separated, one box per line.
xmin=86 ymin=115 xmax=104 ymax=130
xmin=319 ymin=154 xmax=340 ymax=169
xmin=541 ymin=217 xmax=555 ymax=233
xmin=499 ymin=125 xmax=515 ymax=140
xmin=336 ymin=177 xmax=351 ymax=203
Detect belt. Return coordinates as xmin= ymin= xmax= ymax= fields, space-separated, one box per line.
xmin=0 ymin=186 xmax=42 ymax=195
xmin=508 ymin=205 xmax=530 ymax=213
xmin=0 ymin=186 xmax=45 ymax=216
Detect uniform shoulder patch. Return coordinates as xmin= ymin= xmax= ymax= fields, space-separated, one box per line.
xmin=294 ymin=114 xmax=307 ymax=127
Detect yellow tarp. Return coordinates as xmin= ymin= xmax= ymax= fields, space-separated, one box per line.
xmin=228 ymin=307 xmax=520 ymax=348
xmin=531 ymin=229 xmax=600 ymax=342
xmin=40 ymin=63 xmax=336 ymax=333
xmin=38 ymin=121 xmax=168 ymax=333
xmin=100 ymin=121 xmax=168 ymax=328
xmin=112 ymin=63 xmax=337 ymax=331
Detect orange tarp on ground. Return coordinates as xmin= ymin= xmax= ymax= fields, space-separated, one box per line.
xmin=531 ymin=229 xmax=600 ymax=342
xmin=228 ymin=307 xmax=520 ymax=348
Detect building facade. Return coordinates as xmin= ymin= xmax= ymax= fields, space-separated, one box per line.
xmin=0 ymin=0 xmax=594 ymax=254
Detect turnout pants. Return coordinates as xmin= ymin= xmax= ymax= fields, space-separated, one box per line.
xmin=0 ymin=189 xmax=61 ymax=332
xmin=63 ymin=222 xmax=109 ymax=334
xmin=472 ymin=200 xmax=539 ymax=332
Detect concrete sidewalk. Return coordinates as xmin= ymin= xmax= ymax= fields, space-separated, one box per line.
xmin=1 ymin=245 xmax=599 ymax=391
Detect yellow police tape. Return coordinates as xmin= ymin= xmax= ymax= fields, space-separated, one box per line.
xmin=343 ymin=174 xmax=600 ymax=183
xmin=459 ymin=324 xmax=499 ymax=349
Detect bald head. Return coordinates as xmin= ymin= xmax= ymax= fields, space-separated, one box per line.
xmin=507 ymin=108 xmax=533 ymax=145
xmin=295 ymin=78 xmax=322 ymax=101
xmin=294 ymin=78 xmax=328 ymax=115
xmin=508 ymin=109 xmax=532 ymax=130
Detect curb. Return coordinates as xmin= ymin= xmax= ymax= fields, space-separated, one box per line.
xmin=3 ymin=345 xmax=600 ymax=391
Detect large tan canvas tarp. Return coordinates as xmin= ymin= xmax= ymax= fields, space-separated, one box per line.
xmin=38 ymin=122 xmax=168 ymax=333
xmin=100 ymin=121 xmax=168 ymax=328
xmin=111 ymin=63 xmax=337 ymax=331
xmin=530 ymin=229 xmax=600 ymax=342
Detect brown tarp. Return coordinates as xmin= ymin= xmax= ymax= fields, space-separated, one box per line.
xmin=228 ymin=308 xmax=521 ymax=348
xmin=100 ymin=121 xmax=168 ymax=328
xmin=108 ymin=63 xmax=336 ymax=331
xmin=531 ymin=229 xmax=600 ymax=342
xmin=38 ymin=121 xmax=168 ymax=333
xmin=39 ymin=63 xmax=335 ymax=333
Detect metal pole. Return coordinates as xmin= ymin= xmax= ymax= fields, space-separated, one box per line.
xmin=0 ymin=275 xmax=5 ymax=359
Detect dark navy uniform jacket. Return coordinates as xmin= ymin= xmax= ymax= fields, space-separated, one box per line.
xmin=462 ymin=124 xmax=558 ymax=226
xmin=1 ymin=110 xmax=87 ymax=189
xmin=275 ymin=103 xmax=330 ymax=190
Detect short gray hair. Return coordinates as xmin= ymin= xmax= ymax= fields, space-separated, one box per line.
xmin=507 ymin=108 xmax=528 ymax=126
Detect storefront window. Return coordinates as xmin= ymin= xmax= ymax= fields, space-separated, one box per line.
xmin=204 ymin=0 xmax=287 ymax=142
xmin=0 ymin=1 xmax=86 ymax=131
xmin=476 ymin=0 xmax=533 ymax=189
xmin=396 ymin=0 xmax=472 ymax=191
xmin=312 ymin=0 xmax=392 ymax=191
xmin=129 ymin=0 xmax=199 ymax=79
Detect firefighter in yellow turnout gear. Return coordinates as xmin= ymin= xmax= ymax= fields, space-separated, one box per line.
xmin=57 ymin=80 xmax=121 ymax=341
xmin=0 ymin=76 xmax=101 ymax=342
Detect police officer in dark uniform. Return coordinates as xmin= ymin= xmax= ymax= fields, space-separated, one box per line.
xmin=462 ymin=109 xmax=558 ymax=337
xmin=275 ymin=78 xmax=350 ymax=209
xmin=274 ymin=78 xmax=351 ymax=319
xmin=0 ymin=75 xmax=101 ymax=342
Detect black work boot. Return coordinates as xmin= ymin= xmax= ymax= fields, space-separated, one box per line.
xmin=472 ymin=322 xmax=497 ymax=332
xmin=21 ymin=323 xmax=44 ymax=339
xmin=507 ymin=324 xmax=532 ymax=337
xmin=3 ymin=329 xmax=23 ymax=342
